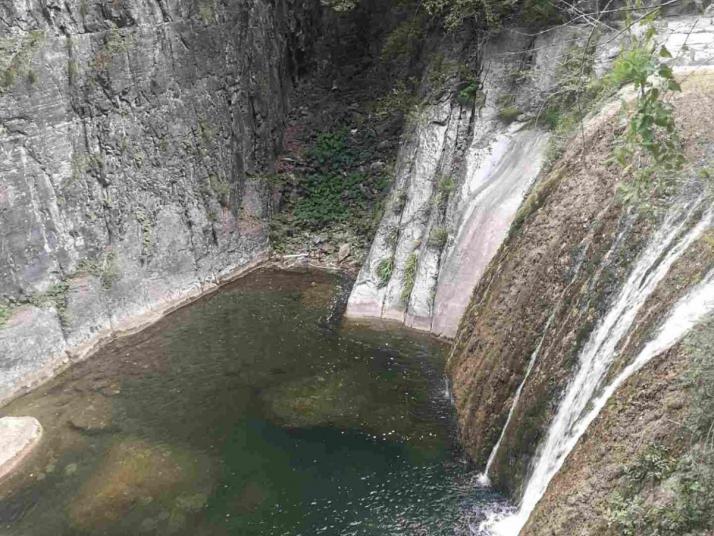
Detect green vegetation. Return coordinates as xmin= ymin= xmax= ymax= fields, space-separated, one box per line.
xmin=435 ymin=176 xmax=456 ymax=209
xmin=607 ymin=323 xmax=714 ymax=536
xmin=422 ymin=0 xmax=510 ymax=30
xmin=77 ymin=252 xmax=120 ymax=289
xmin=93 ymin=28 xmax=133 ymax=73
xmin=428 ymin=226 xmax=449 ymax=249
xmin=0 ymin=304 xmax=10 ymax=328
xmin=135 ymin=209 xmax=154 ymax=256
xmin=533 ymin=6 xmax=684 ymax=211
xmin=401 ymin=252 xmax=418 ymax=303
xmin=497 ymin=104 xmax=520 ymax=123
xmin=0 ymin=30 xmax=45 ymax=93
xmin=381 ymin=16 xmax=424 ymax=63
xmin=457 ymin=79 xmax=484 ymax=106
xmin=272 ymin=129 xmax=390 ymax=236
xmin=610 ymin=28 xmax=684 ymax=206
xmin=208 ymin=175 xmax=231 ymax=207
xmin=28 ymin=282 xmax=71 ymax=324
xmin=198 ymin=0 xmax=216 ymax=23
xmin=372 ymin=79 xmax=420 ymax=119
xmin=376 ymin=257 xmax=394 ymax=288
xmin=384 ymin=225 xmax=399 ymax=248
xmin=320 ymin=0 xmax=358 ymax=12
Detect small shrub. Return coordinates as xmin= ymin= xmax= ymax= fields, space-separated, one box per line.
xmin=198 ymin=0 xmax=215 ymax=23
xmin=0 ymin=304 xmax=10 ymax=327
xmin=626 ymin=444 xmax=676 ymax=485
xmin=77 ymin=252 xmax=120 ymax=289
xmin=393 ymin=191 xmax=408 ymax=214
xmin=428 ymin=226 xmax=449 ymax=249
xmin=608 ymin=11 xmax=685 ymax=207
xmin=373 ymin=79 xmax=419 ymax=118
xmin=381 ymin=17 xmax=424 ymax=63
xmin=384 ymin=225 xmax=399 ymax=248
xmin=321 ymin=0 xmax=358 ymax=11
xmin=401 ymin=252 xmax=418 ymax=303
xmin=376 ymin=257 xmax=394 ymax=288
xmin=457 ymin=80 xmax=484 ymax=106
xmin=497 ymin=105 xmax=521 ymax=123
xmin=435 ymin=177 xmax=456 ymax=209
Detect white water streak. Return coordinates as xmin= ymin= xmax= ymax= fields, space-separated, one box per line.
xmin=477 ymin=312 xmax=556 ymax=487
xmin=487 ymin=201 xmax=713 ymax=535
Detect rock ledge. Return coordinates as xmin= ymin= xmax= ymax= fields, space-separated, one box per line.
xmin=0 ymin=416 xmax=42 ymax=482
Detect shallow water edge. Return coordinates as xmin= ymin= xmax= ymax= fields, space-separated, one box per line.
xmin=0 ymin=254 xmax=277 ymax=409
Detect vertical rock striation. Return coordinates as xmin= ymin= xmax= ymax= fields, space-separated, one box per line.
xmin=345 ymin=26 xmax=586 ymax=338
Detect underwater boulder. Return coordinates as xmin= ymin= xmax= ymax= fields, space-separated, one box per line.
xmin=68 ymin=437 xmax=211 ymax=531
xmin=260 ymin=370 xmax=369 ymax=428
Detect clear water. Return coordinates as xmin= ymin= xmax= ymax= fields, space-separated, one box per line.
xmin=0 ymin=269 xmax=506 ymax=536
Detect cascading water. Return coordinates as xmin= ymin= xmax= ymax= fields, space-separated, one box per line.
xmin=477 ymin=211 xmax=626 ymax=487
xmin=483 ymin=198 xmax=714 ymax=535
xmin=477 ymin=313 xmax=556 ymax=488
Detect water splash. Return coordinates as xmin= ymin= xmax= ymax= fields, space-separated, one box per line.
xmin=485 ymin=200 xmax=713 ymax=535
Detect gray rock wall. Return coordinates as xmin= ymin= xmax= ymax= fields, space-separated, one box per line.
xmin=0 ymin=0 xmax=317 ymax=403
xmin=346 ymin=14 xmax=714 ymax=339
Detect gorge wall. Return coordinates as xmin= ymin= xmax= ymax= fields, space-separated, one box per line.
xmin=0 ymin=0 xmax=319 ymax=404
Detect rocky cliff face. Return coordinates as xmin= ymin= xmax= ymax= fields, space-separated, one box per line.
xmin=345 ymin=27 xmax=566 ymax=338
xmin=446 ymin=14 xmax=714 ymax=533
xmin=0 ymin=0 xmax=318 ymax=403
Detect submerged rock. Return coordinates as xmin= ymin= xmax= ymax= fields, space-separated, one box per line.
xmin=300 ymin=282 xmax=337 ymax=309
xmin=68 ymin=437 xmax=211 ymax=531
xmin=261 ymin=369 xmax=448 ymax=452
xmin=0 ymin=416 xmax=43 ymax=482
xmin=261 ymin=370 xmax=367 ymax=428
xmin=66 ymin=394 xmax=116 ymax=434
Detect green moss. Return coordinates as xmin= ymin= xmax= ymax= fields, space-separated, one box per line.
xmin=135 ymin=210 xmax=154 ymax=256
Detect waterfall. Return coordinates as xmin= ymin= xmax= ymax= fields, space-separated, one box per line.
xmin=484 ymin=199 xmax=714 ymax=535
xmin=477 ymin=312 xmax=556 ymax=487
